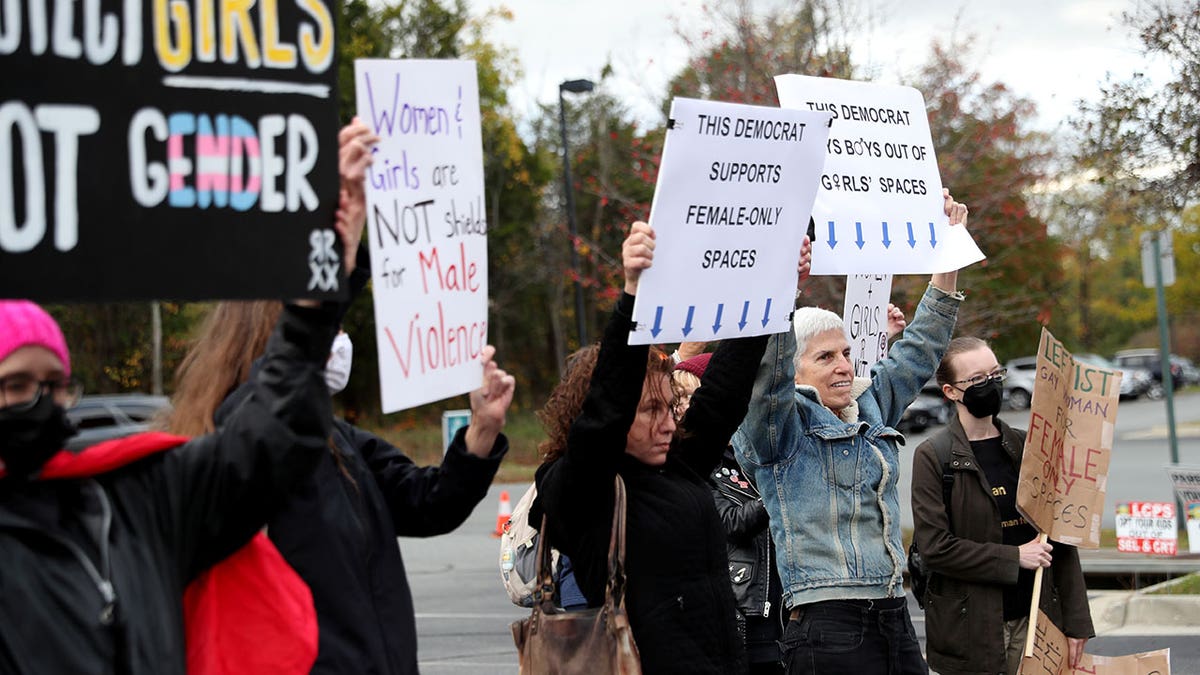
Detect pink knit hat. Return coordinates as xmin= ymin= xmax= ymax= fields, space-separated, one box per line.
xmin=0 ymin=301 xmax=71 ymax=375
xmin=674 ymin=352 xmax=712 ymax=380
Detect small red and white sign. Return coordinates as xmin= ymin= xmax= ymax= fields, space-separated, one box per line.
xmin=1115 ymin=501 xmax=1177 ymax=556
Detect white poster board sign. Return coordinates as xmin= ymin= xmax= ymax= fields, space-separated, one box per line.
xmin=1115 ymin=502 xmax=1177 ymax=556
xmin=629 ymin=98 xmax=832 ymax=345
xmin=355 ymin=59 xmax=487 ymax=412
xmin=774 ymin=74 xmax=984 ymax=275
xmin=843 ymin=274 xmax=893 ymax=377
xmin=1165 ymin=464 xmax=1200 ymax=504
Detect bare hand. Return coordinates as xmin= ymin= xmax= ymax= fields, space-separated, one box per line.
xmin=622 ymin=221 xmax=655 ymax=296
xmin=336 ymin=117 xmax=379 ymax=275
xmin=797 ymin=235 xmax=812 ymax=287
xmin=885 ymin=303 xmax=906 ymax=339
xmin=676 ymin=341 xmax=708 ymax=362
xmin=1018 ymin=537 xmax=1052 ymax=570
xmin=930 ymin=188 xmax=970 ymax=293
xmin=1067 ymin=637 xmax=1088 ymax=669
xmin=465 ymin=345 xmax=515 ymax=457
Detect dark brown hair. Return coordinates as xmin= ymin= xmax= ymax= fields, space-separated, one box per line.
xmin=935 ymin=336 xmax=990 ymax=387
xmin=537 ymin=345 xmax=675 ymax=463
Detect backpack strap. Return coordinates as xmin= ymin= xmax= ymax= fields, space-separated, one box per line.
xmin=928 ymin=429 xmax=956 ymax=522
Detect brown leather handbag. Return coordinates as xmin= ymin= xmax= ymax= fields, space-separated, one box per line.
xmin=510 ymin=475 xmax=641 ymax=674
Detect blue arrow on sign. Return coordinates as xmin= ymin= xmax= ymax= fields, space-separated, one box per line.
xmin=854 ymin=222 xmax=865 ymax=250
xmin=712 ymin=304 xmax=724 ymax=334
xmin=906 ymin=221 xmax=917 ymax=248
xmin=650 ymin=306 xmax=664 ymax=338
xmin=738 ymin=301 xmax=750 ymax=330
xmin=928 ymin=222 xmax=938 ymax=248
xmin=881 ymin=221 xmax=891 ymax=248
xmin=826 ymin=221 xmax=838 ymax=249
xmin=760 ymin=298 xmax=772 ymax=328
xmin=682 ymin=306 xmax=695 ymax=337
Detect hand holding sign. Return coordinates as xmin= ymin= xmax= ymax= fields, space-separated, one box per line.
xmin=623 ymin=221 xmax=657 ymax=296
xmin=465 ymin=345 xmax=515 ymax=458
xmin=930 ymin=189 xmax=969 ymax=294
xmin=336 ymin=119 xmax=380 ymax=275
xmin=1018 ymin=536 xmax=1053 ymax=570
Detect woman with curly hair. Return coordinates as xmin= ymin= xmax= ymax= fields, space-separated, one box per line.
xmin=532 ymin=221 xmax=805 ymax=674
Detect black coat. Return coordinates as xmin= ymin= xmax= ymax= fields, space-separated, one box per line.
xmin=215 ymin=399 xmax=507 ymax=675
xmin=536 ymin=293 xmax=766 ymax=675
xmin=0 ymin=304 xmax=337 ymax=674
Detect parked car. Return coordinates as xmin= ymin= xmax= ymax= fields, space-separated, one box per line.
xmin=65 ymin=394 xmax=171 ymax=451
xmin=899 ymin=378 xmax=954 ymax=433
xmin=1113 ymin=349 xmax=1184 ymax=395
xmin=1073 ymin=353 xmax=1155 ymax=400
xmin=1171 ymin=355 xmax=1200 ymax=387
xmin=1003 ymin=357 xmax=1038 ymax=410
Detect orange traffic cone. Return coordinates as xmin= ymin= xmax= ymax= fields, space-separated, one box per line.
xmin=492 ymin=490 xmax=512 ymax=537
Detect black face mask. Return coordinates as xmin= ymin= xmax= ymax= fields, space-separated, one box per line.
xmin=959 ymin=379 xmax=1002 ymax=419
xmin=0 ymin=394 xmax=78 ymax=480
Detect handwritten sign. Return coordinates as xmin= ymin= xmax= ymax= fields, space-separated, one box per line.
xmin=1115 ymin=502 xmax=1178 ymax=556
xmin=774 ymin=74 xmax=984 ymax=276
xmin=843 ymin=274 xmax=892 ymax=377
xmin=1 ymin=0 xmax=341 ymax=300
xmin=355 ymin=59 xmax=486 ymax=412
xmin=628 ymin=97 xmax=831 ymax=345
xmin=1020 ymin=609 xmax=1171 ymax=675
xmin=1016 ymin=328 xmax=1121 ymax=548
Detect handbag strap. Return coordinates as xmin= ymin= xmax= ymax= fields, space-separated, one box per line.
xmin=532 ymin=474 xmax=630 ymax=611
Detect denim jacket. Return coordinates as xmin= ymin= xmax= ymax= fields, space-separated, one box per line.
xmin=733 ymin=285 xmax=962 ymax=610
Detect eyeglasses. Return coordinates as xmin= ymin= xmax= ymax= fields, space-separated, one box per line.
xmin=951 ymin=368 xmax=1007 ymax=390
xmin=0 ymin=374 xmax=83 ymax=412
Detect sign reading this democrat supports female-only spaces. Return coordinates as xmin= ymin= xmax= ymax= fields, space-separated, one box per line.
xmin=775 ymin=74 xmax=984 ymax=276
xmin=628 ymin=98 xmax=832 ymax=345
xmin=1 ymin=0 xmax=341 ymax=300
xmin=355 ymin=59 xmax=486 ymax=413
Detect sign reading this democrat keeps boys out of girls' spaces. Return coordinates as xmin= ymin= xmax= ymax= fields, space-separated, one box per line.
xmin=355 ymin=59 xmax=486 ymax=413
xmin=628 ymin=97 xmax=832 ymax=345
xmin=1 ymin=0 xmax=342 ymax=300
xmin=775 ymin=75 xmax=984 ymax=276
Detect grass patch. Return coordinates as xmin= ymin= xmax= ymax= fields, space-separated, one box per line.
xmin=364 ymin=409 xmax=545 ymax=483
xmin=1147 ymin=573 xmax=1200 ymax=595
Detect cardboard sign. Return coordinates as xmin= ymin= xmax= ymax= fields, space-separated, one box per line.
xmin=843 ymin=274 xmax=892 ymax=377
xmin=1 ymin=0 xmax=342 ymax=300
xmin=355 ymin=59 xmax=487 ymax=412
xmin=628 ymin=97 xmax=832 ymax=345
xmin=1020 ymin=609 xmax=1171 ymax=675
xmin=1115 ymin=502 xmax=1178 ymax=556
xmin=774 ymin=74 xmax=984 ymax=276
xmin=1016 ymin=328 xmax=1122 ymax=548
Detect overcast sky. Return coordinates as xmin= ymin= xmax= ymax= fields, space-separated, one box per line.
xmin=478 ymin=0 xmax=1166 ymax=134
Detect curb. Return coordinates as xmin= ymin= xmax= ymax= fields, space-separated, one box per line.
xmin=1090 ymin=576 xmax=1200 ymax=635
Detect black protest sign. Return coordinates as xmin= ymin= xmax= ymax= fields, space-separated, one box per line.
xmin=0 ymin=0 xmax=342 ymax=300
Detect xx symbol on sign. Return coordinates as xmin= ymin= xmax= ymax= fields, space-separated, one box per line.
xmin=308 ymin=229 xmax=340 ymax=291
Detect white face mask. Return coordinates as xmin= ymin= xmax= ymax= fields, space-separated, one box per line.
xmin=325 ymin=332 xmax=353 ymax=395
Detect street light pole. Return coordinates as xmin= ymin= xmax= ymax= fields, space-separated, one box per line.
xmin=559 ymin=78 xmax=594 ymax=347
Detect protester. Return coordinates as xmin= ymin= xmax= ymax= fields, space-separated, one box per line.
xmin=912 ymin=337 xmax=1093 ymax=675
xmin=164 ymin=122 xmax=514 ymax=675
xmin=734 ymin=189 xmax=973 ymax=674
xmin=0 ymin=124 xmax=371 ymax=672
xmin=677 ymin=352 xmax=785 ymax=675
xmin=533 ymin=220 xmax=788 ymax=674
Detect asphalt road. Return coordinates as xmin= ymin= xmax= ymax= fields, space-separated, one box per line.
xmin=402 ymin=391 xmax=1200 ymax=673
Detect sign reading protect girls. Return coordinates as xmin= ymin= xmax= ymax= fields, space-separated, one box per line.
xmin=354 ymin=59 xmax=487 ymax=413
xmin=0 ymin=0 xmax=341 ymax=300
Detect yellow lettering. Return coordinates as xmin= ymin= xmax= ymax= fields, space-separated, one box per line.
xmin=259 ymin=0 xmax=296 ymax=67
xmin=296 ymin=0 xmax=332 ymax=73
xmin=154 ymin=0 xmax=192 ymax=71
xmin=992 ymin=486 xmax=1008 ymax=497
xmin=221 ymin=0 xmax=261 ymax=66
xmin=195 ymin=0 xmax=216 ymax=61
